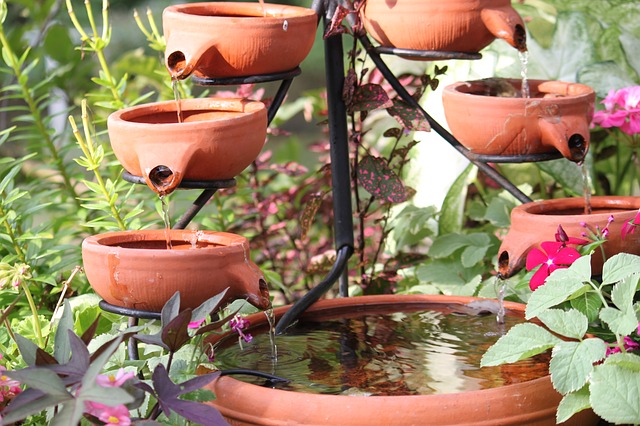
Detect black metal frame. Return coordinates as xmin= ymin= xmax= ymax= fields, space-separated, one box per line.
xmin=101 ymin=0 xmax=571 ymax=338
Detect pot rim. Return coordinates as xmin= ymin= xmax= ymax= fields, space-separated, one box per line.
xmin=514 ymin=195 xmax=640 ymax=218
xmin=107 ymin=98 xmax=266 ymax=130
xmin=208 ymin=294 xmax=554 ymax=401
xmin=443 ymin=79 xmax=594 ymax=103
xmin=164 ymin=2 xmax=317 ymax=22
xmin=82 ymin=229 xmax=248 ymax=255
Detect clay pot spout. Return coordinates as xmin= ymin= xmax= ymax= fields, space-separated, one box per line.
xmin=481 ymin=6 xmax=527 ymax=51
xmin=166 ymin=49 xmax=202 ymax=80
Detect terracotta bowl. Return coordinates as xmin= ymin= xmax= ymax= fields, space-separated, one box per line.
xmin=442 ymin=79 xmax=595 ymax=162
xmin=163 ymin=2 xmax=318 ymax=79
xmin=82 ymin=230 xmax=270 ymax=312
xmin=107 ymin=98 xmax=267 ymax=195
xmin=499 ymin=196 xmax=640 ymax=278
xmin=361 ymin=0 xmax=526 ymax=53
xmin=204 ymin=294 xmax=598 ymax=425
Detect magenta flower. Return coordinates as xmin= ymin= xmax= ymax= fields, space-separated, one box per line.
xmin=592 ymin=86 xmax=640 ymax=135
xmin=621 ymin=209 xmax=640 ymax=240
xmin=606 ymin=336 xmax=640 ymax=356
xmin=526 ymin=241 xmax=582 ymax=290
xmin=85 ymin=401 xmax=131 ymax=425
xmin=230 ymin=315 xmax=253 ymax=343
xmin=188 ymin=318 xmax=206 ymax=329
xmin=0 ymin=358 xmax=21 ymax=409
xmin=96 ymin=368 xmax=135 ymax=388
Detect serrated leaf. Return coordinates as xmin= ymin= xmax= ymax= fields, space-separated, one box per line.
xmin=481 ymin=323 xmax=561 ymax=367
xmin=525 ymin=268 xmax=589 ymax=319
xmin=604 ymin=352 xmax=640 ymax=372
xmin=550 ymin=339 xmax=607 ymax=394
xmin=556 ymin=387 xmax=592 ymax=424
xmin=599 ymin=306 xmax=639 ymax=336
xmin=538 ymin=309 xmax=588 ymax=340
xmin=357 ymin=156 xmax=406 ymax=203
xmin=590 ymin=363 xmax=640 ymax=424
xmin=570 ymin=291 xmax=603 ymax=323
xmin=461 ymin=244 xmax=489 ymax=268
xmin=602 ymin=253 xmax=640 ymax=285
xmin=611 ymin=275 xmax=639 ymax=312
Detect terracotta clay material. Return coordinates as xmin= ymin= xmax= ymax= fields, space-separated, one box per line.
xmin=499 ymin=196 xmax=640 ymax=278
xmin=442 ymin=79 xmax=595 ymax=162
xmin=361 ymin=0 xmax=527 ymax=53
xmin=204 ymin=294 xmax=599 ymax=426
xmin=107 ymin=98 xmax=267 ymax=195
xmin=163 ymin=2 xmax=318 ymax=79
xmin=82 ymin=230 xmax=270 ymax=312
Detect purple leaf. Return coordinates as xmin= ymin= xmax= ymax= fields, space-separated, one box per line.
xmin=349 ymin=84 xmax=393 ymax=113
xmin=387 ymin=100 xmax=431 ymax=131
xmin=299 ymin=192 xmax=325 ymax=240
xmin=161 ymin=309 xmax=192 ymax=352
xmin=324 ymin=5 xmax=351 ymax=39
xmin=357 ymin=156 xmax=407 ymax=203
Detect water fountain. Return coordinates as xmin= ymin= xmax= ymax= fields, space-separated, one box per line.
xmin=80 ymin=0 xmax=609 ymax=424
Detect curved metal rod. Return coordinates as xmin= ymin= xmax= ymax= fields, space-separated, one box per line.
xmin=358 ymin=34 xmax=533 ymax=205
xmin=275 ymin=245 xmax=353 ymax=335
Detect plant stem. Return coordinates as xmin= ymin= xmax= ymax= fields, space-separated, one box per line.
xmin=20 ymin=281 xmax=44 ymax=347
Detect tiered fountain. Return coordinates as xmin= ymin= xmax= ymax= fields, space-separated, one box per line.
xmin=79 ymin=0 xmax=624 ymax=424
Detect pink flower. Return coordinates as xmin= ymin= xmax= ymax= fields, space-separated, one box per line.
xmin=85 ymin=401 xmax=131 ymax=425
xmin=230 ymin=315 xmax=253 ymax=343
xmin=188 ymin=318 xmax=206 ymax=329
xmin=526 ymin=241 xmax=582 ymax=290
xmin=0 ymin=361 xmax=21 ymax=408
xmin=621 ymin=209 xmax=640 ymax=240
xmin=96 ymin=368 xmax=135 ymax=388
xmin=592 ymin=86 xmax=640 ymax=135
xmin=606 ymin=336 xmax=640 ymax=356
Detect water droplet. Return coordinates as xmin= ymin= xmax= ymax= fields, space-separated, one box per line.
xmin=283 ymin=20 xmax=288 ymax=31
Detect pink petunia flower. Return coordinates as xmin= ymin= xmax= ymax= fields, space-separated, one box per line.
xmin=96 ymin=368 xmax=135 ymax=388
xmin=621 ymin=209 xmax=640 ymax=240
xmin=526 ymin=241 xmax=582 ymax=291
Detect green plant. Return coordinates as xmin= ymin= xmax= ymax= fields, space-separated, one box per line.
xmin=1 ymin=290 xmax=241 ymax=425
xmin=481 ymin=214 xmax=640 ymax=425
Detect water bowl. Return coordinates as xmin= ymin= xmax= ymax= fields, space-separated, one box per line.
xmin=204 ymin=294 xmax=599 ymax=425
xmin=361 ymin=0 xmax=526 ymax=54
xmin=163 ymin=2 xmax=318 ymax=79
xmin=499 ymin=196 xmax=640 ymax=278
xmin=107 ymin=97 xmax=267 ymax=195
xmin=442 ymin=79 xmax=595 ymax=162
xmin=82 ymin=229 xmax=270 ymax=312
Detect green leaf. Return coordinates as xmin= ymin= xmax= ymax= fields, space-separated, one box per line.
xmin=461 ymin=244 xmax=489 ymax=268
xmin=590 ymin=362 xmax=640 ymax=424
xmin=570 ymin=291 xmax=603 ymax=323
xmin=537 ymin=308 xmax=588 ymax=339
xmin=556 ymin=387 xmax=592 ymax=424
xmin=604 ymin=352 xmax=640 ymax=372
xmin=428 ymin=233 xmax=468 ymax=258
xmin=525 ymin=270 xmax=588 ymax=319
xmin=438 ymin=164 xmax=473 ymax=234
xmin=54 ymin=300 xmax=74 ymax=364
xmin=480 ymin=323 xmax=562 ymax=367
xmin=299 ymin=192 xmax=325 ymax=240
xmin=602 ymin=253 xmax=640 ymax=285
xmin=599 ymin=306 xmax=639 ymax=336
xmin=611 ymin=274 xmax=639 ymax=311
xmin=550 ymin=339 xmax=607 ymax=394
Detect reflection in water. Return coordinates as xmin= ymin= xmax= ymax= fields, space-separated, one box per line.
xmin=215 ymin=309 xmax=550 ymax=396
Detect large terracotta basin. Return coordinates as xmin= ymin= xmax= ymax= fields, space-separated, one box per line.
xmin=163 ymin=2 xmax=318 ymax=79
xmin=107 ymin=98 xmax=267 ymax=195
xmin=361 ymin=0 xmax=526 ymax=53
xmin=443 ymin=79 xmax=595 ymax=162
xmin=82 ymin=230 xmax=270 ymax=312
xmin=205 ymin=294 xmax=598 ymax=425
xmin=499 ymin=196 xmax=640 ymax=278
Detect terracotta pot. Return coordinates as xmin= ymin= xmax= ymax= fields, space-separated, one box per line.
xmin=442 ymin=79 xmax=595 ymax=162
xmin=163 ymin=2 xmax=318 ymax=79
xmin=499 ymin=196 xmax=640 ymax=278
xmin=107 ymin=98 xmax=267 ymax=195
xmin=205 ymin=294 xmax=599 ymax=425
xmin=82 ymin=229 xmax=270 ymax=312
xmin=361 ymin=0 xmax=527 ymax=53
